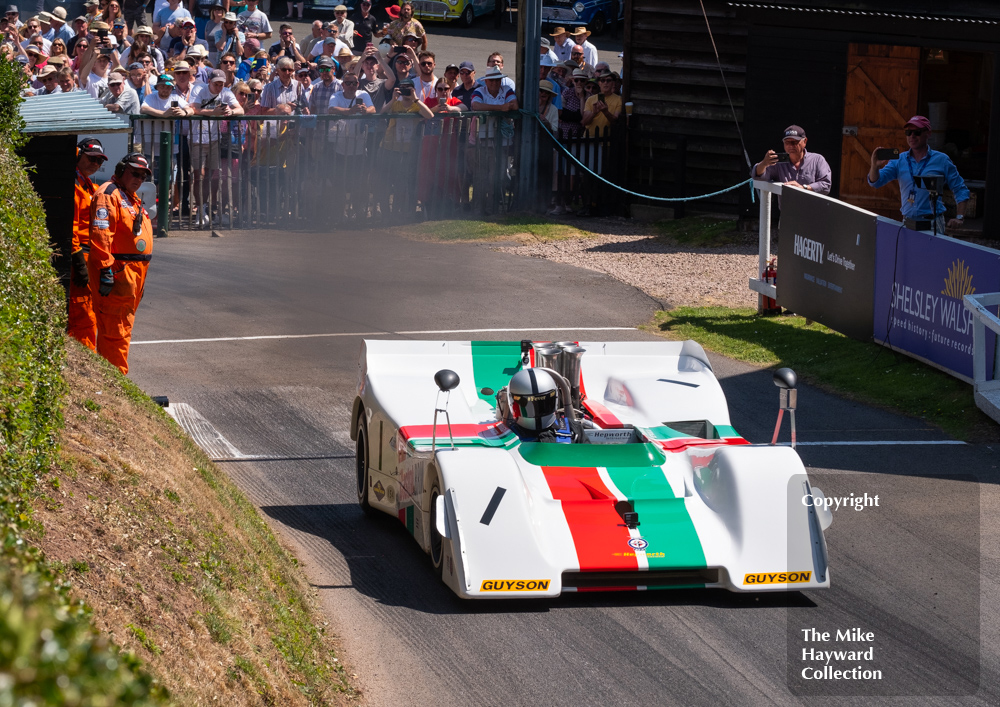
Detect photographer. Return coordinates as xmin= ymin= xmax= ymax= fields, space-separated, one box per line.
xmin=260 ymin=56 xmax=308 ymax=115
xmin=213 ymin=11 xmax=244 ymax=59
xmin=169 ymin=17 xmax=208 ymax=59
xmin=752 ymin=125 xmax=831 ymax=195
xmin=268 ymin=23 xmax=304 ymax=63
xmin=78 ymin=25 xmax=120 ymax=100
xmin=868 ymin=116 xmax=969 ymax=233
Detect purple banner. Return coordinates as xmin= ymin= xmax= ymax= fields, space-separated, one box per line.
xmin=874 ymin=222 xmax=1000 ymax=380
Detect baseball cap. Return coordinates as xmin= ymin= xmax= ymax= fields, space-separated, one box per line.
xmin=113 ymin=18 xmax=125 ymax=28
xmin=156 ymin=73 xmax=174 ymax=86
xmin=121 ymin=153 xmax=152 ymax=174
xmin=77 ymin=137 xmax=108 ymax=160
xmin=904 ymin=115 xmax=932 ymax=131
xmin=323 ymin=36 xmax=339 ymax=45
xmin=127 ymin=61 xmax=143 ymax=71
xmin=398 ymin=78 xmax=414 ymax=88
xmin=783 ymin=125 xmax=807 ymax=141
xmin=223 ymin=11 xmax=237 ymax=21
xmin=316 ymin=55 xmax=334 ymax=68
xmin=210 ymin=68 xmax=226 ymax=82
xmin=107 ymin=73 xmax=123 ymax=84
xmin=444 ymin=63 xmax=459 ymax=71
xmin=403 ymin=32 xmax=419 ymax=40
xmin=458 ymin=60 xmax=474 ymax=72
xmin=180 ymin=17 xmax=195 ymax=27
xmin=295 ymin=65 xmax=309 ymax=75
xmin=244 ymin=37 xmax=260 ymax=50
xmin=334 ymin=4 xmax=348 ymax=10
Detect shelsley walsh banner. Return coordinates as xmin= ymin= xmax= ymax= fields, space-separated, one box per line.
xmin=777 ymin=188 xmax=878 ymax=340
xmin=874 ymin=223 xmax=1000 ymax=381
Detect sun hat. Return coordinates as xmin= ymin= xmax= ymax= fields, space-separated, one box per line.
xmin=223 ymin=11 xmax=237 ymax=21
xmin=569 ymin=27 xmax=590 ymax=37
xmin=539 ymin=79 xmax=557 ymax=94
xmin=107 ymin=73 xmax=123 ymax=84
xmin=482 ymin=67 xmax=505 ymax=80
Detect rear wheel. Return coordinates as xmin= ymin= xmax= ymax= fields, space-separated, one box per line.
xmin=590 ymin=11 xmax=607 ymax=36
xmin=429 ymin=483 xmax=444 ymax=577
xmin=460 ymin=3 xmax=475 ymax=27
xmin=356 ymin=413 xmax=373 ymax=513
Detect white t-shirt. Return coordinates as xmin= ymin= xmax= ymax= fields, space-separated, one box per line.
xmin=310 ymin=39 xmax=350 ymax=58
xmin=86 ymin=71 xmax=109 ymax=100
xmin=328 ymin=90 xmax=374 ymax=153
xmin=237 ymin=9 xmax=271 ymax=37
xmin=189 ymin=84 xmax=240 ymax=143
xmin=415 ymin=76 xmax=435 ymax=103
xmin=140 ymin=91 xmax=191 ymax=153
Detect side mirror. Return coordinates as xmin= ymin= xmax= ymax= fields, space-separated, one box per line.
xmin=773 ymin=367 xmax=797 ymax=390
xmin=770 ymin=367 xmax=798 ymax=447
xmin=434 ymin=369 xmax=460 ymax=392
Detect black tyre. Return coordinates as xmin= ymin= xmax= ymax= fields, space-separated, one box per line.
xmin=429 ymin=483 xmax=444 ymax=577
xmin=590 ymin=12 xmax=607 ymax=36
xmin=460 ymin=4 xmax=475 ymax=28
xmin=356 ymin=413 xmax=373 ymax=513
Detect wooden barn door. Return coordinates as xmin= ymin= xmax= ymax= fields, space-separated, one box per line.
xmin=839 ymin=44 xmax=921 ymax=216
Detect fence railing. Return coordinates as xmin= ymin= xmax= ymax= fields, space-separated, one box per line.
xmin=129 ymin=112 xmax=525 ymax=231
xmin=128 ymin=112 xmax=631 ymax=232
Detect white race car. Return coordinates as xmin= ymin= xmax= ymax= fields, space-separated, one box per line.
xmin=351 ymin=339 xmax=832 ymax=599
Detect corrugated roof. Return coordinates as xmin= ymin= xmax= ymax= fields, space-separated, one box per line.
xmin=19 ymin=92 xmax=132 ymax=136
xmin=727 ymin=3 xmax=999 ymax=24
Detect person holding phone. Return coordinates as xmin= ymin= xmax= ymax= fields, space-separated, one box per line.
xmin=867 ymin=115 xmax=969 ymax=233
xmin=752 ymin=125 xmax=831 ymax=195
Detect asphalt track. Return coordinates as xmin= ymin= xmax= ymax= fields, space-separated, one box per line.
xmin=128 ymin=227 xmax=1000 ymax=706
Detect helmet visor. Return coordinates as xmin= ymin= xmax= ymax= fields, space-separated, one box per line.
xmin=511 ymin=390 xmax=558 ymax=420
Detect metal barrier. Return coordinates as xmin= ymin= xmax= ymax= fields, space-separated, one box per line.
xmin=537 ymin=124 xmax=629 ymax=216
xmin=129 ymin=113 xmax=522 ymax=232
xmin=964 ymin=292 xmax=1000 ymax=424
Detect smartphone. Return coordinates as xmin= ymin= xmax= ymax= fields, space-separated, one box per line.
xmin=171 ymin=100 xmax=178 ymax=107
xmin=776 ymin=152 xmax=791 ymax=163
xmin=875 ymin=147 xmax=899 ymax=161
xmin=96 ymin=29 xmax=108 ymax=38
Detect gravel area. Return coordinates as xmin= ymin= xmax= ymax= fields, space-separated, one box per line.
xmin=494 ymin=228 xmax=760 ymax=309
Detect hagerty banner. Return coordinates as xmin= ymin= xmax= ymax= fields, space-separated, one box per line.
xmin=873 ymin=222 xmax=1000 ymax=381
xmin=777 ymin=188 xmax=878 ymax=340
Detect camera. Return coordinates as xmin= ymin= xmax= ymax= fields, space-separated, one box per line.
xmin=776 ymin=152 xmax=791 ymax=163
xmin=399 ymin=86 xmax=413 ymax=96
xmin=875 ymin=147 xmax=899 ymax=161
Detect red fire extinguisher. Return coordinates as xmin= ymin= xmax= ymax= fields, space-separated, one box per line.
xmin=762 ymin=257 xmax=780 ymax=315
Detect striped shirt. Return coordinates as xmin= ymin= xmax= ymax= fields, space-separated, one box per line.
xmin=259 ymin=77 xmax=304 ymax=111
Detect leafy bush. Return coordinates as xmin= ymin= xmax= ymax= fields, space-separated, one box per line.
xmin=0 ymin=56 xmax=165 ymax=704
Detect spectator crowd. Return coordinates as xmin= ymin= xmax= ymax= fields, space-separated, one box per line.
xmin=6 ymin=1 xmax=626 ymax=221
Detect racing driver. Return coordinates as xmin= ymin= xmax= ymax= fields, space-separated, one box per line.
xmin=505 ymin=369 xmax=582 ymax=443
xmin=68 ymin=137 xmax=108 ymax=351
xmin=88 ymin=153 xmax=154 ymax=375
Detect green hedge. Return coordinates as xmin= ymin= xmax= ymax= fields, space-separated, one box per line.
xmin=0 ymin=57 xmax=163 ymax=704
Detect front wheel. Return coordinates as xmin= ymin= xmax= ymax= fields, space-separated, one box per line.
xmin=460 ymin=3 xmax=475 ymax=28
xmin=356 ymin=413 xmax=373 ymax=513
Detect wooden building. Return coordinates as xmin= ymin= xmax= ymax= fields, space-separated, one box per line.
xmin=622 ymin=0 xmax=1000 ymax=237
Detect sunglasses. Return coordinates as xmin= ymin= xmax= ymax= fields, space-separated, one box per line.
xmin=435 ymin=86 xmax=447 ymax=91
xmin=419 ymin=61 xmax=433 ymax=67
xmin=904 ymin=128 xmax=926 ymax=136
xmin=279 ymin=67 xmax=294 ymax=72
xmin=459 ymin=69 xmax=471 ymax=75
xmin=343 ymin=81 xmax=358 ymax=85
xmin=125 ymin=168 xmax=147 ymax=178
xmin=251 ymin=88 xmax=262 ymax=94
xmin=598 ymin=77 xmax=613 ymax=82
xmin=221 ymin=59 xmax=236 ymax=65
xmin=237 ymin=91 xmax=250 ymax=97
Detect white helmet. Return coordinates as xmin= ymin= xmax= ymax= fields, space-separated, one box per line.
xmin=507 ymin=369 xmax=559 ymax=431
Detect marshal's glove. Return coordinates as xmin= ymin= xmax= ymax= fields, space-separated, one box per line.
xmin=71 ymin=250 xmax=89 ymax=287
xmin=98 ymin=267 xmax=114 ymax=296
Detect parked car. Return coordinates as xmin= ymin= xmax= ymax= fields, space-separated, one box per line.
xmin=542 ymin=0 xmax=622 ymax=35
xmin=409 ymin=0 xmax=498 ymax=27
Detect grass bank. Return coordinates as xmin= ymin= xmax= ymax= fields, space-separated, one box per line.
xmin=34 ymin=342 xmax=358 ymax=705
xmin=646 ymin=307 xmax=995 ymax=442
xmin=402 ymin=214 xmax=593 ymax=242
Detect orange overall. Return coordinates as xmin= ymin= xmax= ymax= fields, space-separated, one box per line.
xmin=87 ymin=178 xmax=153 ymax=375
xmin=68 ymin=170 xmax=98 ymax=350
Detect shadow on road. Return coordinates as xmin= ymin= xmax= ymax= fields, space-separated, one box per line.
xmin=260 ymin=501 xmax=819 ymax=614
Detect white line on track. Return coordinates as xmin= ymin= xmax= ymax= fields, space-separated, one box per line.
xmin=131 ymin=326 xmax=637 ymax=345
xmin=776 ymin=440 xmax=966 ymax=446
